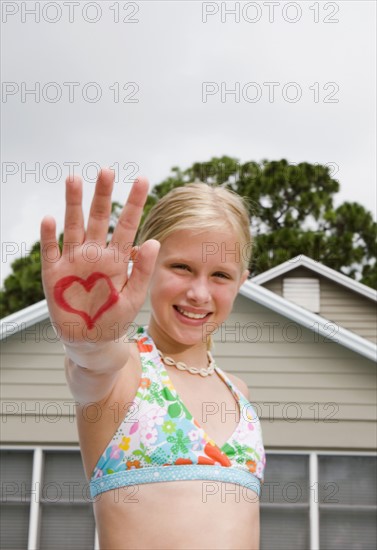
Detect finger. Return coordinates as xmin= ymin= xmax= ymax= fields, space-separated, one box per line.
xmin=62 ymin=175 xmax=85 ymax=255
xmin=110 ymin=176 xmax=149 ymax=258
xmin=40 ymin=215 xmax=61 ymax=271
xmin=85 ymin=168 xmax=115 ymax=245
xmin=122 ymin=239 xmax=160 ymax=303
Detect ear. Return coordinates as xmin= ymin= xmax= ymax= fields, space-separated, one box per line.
xmin=239 ymin=269 xmax=249 ymax=289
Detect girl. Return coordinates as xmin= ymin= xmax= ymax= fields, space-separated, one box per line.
xmin=41 ymin=168 xmax=265 ymax=550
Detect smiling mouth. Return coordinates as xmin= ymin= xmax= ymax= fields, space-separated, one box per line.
xmin=173 ymin=306 xmax=212 ymax=320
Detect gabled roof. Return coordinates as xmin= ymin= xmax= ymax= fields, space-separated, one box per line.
xmin=251 ymin=255 xmax=377 ymax=302
xmin=239 ymin=282 xmax=376 ymax=362
xmin=1 ymin=281 xmax=376 ymax=362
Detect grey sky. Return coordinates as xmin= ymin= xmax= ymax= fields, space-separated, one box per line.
xmin=1 ymin=0 xmax=376 ymax=285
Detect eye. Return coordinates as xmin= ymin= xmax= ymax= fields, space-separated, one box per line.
xmin=171 ymin=263 xmax=190 ymax=271
xmin=213 ymin=272 xmax=230 ymax=279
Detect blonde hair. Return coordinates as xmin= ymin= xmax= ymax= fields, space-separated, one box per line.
xmin=137 ymin=182 xmax=252 ymax=350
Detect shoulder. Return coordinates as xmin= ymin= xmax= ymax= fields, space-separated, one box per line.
xmin=225 ymin=372 xmax=250 ymax=400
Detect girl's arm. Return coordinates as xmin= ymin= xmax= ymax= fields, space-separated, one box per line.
xmin=40 ymin=168 xmax=159 ymax=404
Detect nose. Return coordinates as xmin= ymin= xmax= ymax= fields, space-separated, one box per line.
xmin=186 ymin=276 xmax=211 ymax=304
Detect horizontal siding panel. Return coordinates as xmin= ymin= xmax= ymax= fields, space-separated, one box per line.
xmin=213 ymin=342 xmax=359 ymax=359
xmin=251 ymin=403 xmax=376 ymax=422
xmin=2 ymin=369 xmax=66 ymax=384
xmin=250 ymin=388 xmax=376 ymax=405
xmin=1 ymin=354 xmax=65 ymax=370
xmin=232 ymin=295 xmax=268 ymax=313
xmin=1 ymin=340 xmax=65 ymax=354
xmin=319 ymin=278 xmax=376 ymax=343
xmin=262 ymin=419 xmax=376 ymax=450
xmin=238 ymin=372 xmax=376 ymax=390
xmin=0 ymin=416 xmax=79 ymax=444
xmin=219 ymin=356 xmax=374 ymax=374
xmin=2 ymin=385 xmax=72 ymax=400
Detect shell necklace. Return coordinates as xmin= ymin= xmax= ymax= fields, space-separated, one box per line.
xmin=157 ymin=348 xmax=216 ymax=377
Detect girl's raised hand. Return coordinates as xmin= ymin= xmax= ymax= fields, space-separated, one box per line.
xmin=40 ymin=168 xmax=160 ymax=347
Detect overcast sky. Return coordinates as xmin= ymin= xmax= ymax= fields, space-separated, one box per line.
xmin=1 ymin=0 xmax=376 ymax=286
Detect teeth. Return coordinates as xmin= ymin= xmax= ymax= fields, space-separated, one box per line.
xmin=176 ymin=307 xmax=208 ymax=319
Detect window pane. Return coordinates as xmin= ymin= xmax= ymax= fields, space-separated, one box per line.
xmin=0 ymin=504 xmax=30 ymax=550
xmin=0 ymin=450 xmax=33 ymax=501
xmin=319 ymin=456 xmax=377 ymax=505
xmin=261 ymin=508 xmax=310 ymax=550
xmin=0 ymin=451 xmax=32 ymax=549
xmin=320 ymin=509 xmax=377 ymax=550
xmin=39 ymin=504 xmax=95 ymax=550
xmin=42 ymin=451 xmax=90 ymax=503
xmin=260 ymin=454 xmax=309 ymax=504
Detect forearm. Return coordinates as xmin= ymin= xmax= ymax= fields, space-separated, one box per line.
xmin=63 ymin=338 xmax=130 ymax=374
xmin=63 ymin=339 xmax=131 ymax=404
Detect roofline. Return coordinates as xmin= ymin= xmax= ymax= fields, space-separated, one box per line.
xmin=251 ymin=255 xmax=377 ymax=302
xmin=240 ymin=282 xmax=376 ymax=362
xmin=1 ymin=300 xmax=49 ymax=338
xmin=1 ymin=285 xmax=376 ymax=362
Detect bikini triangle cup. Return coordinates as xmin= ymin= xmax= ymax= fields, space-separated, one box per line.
xmin=89 ymin=326 xmax=266 ymax=498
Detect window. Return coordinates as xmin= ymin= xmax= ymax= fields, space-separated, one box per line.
xmin=260 ymin=454 xmax=310 ymax=549
xmin=1 ymin=448 xmax=376 ymax=549
xmin=0 ymin=448 xmax=97 ymax=550
xmin=0 ymin=450 xmax=33 ymax=549
xmin=260 ymin=452 xmax=377 ymax=550
xmin=318 ymin=455 xmax=377 ymax=550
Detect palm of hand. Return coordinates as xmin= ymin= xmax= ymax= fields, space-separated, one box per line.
xmin=40 ymin=168 xmax=160 ymax=344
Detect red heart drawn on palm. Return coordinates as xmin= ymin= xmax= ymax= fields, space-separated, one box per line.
xmin=53 ymin=272 xmax=119 ymax=329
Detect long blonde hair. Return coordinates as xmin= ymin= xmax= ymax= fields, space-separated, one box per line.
xmin=138 ymin=182 xmax=252 ymax=349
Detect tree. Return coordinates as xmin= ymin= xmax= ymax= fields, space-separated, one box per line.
xmin=1 ymin=157 xmax=375 ymax=318
xmin=145 ymin=157 xmax=376 ymax=284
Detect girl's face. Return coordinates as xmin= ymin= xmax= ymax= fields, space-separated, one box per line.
xmin=147 ymin=229 xmax=249 ymax=349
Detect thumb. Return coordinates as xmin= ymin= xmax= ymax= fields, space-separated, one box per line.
xmin=124 ymin=239 xmax=160 ymax=298
xmin=130 ymin=245 xmax=140 ymax=263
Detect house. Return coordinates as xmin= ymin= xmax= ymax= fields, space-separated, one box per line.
xmin=1 ymin=256 xmax=376 ymax=550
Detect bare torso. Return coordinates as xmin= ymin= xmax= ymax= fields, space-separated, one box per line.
xmin=76 ymin=343 xmax=260 ymax=550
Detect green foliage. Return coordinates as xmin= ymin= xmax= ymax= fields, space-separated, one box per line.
xmin=0 ymin=242 xmax=43 ymax=318
xmin=1 ymin=157 xmax=375 ymax=318
xmin=147 ymin=156 xmax=376 ymax=287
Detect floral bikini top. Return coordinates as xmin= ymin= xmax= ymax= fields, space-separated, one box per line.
xmin=89 ymin=326 xmax=266 ymax=499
